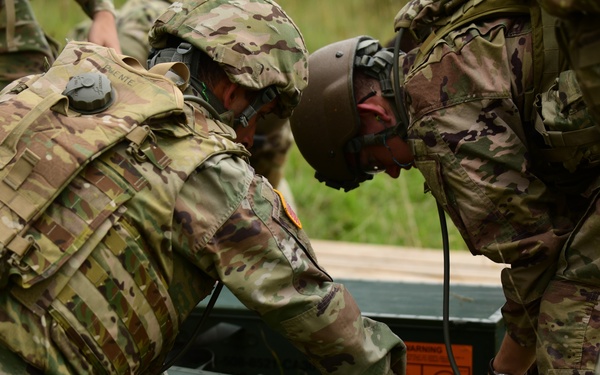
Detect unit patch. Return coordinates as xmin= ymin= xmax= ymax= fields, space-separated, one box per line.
xmin=273 ymin=189 xmax=302 ymax=229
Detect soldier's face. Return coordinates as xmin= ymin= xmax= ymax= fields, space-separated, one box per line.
xmin=356 ymin=127 xmax=413 ymax=178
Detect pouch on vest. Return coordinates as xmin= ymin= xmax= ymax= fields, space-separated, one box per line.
xmin=0 ymin=41 xmax=189 ymax=289
xmin=554 ymin=13 xmax=600 ymax=124
xmin=529 ymin=69 xmax=600 ymax=193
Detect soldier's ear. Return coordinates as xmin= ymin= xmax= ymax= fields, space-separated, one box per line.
xmin=357 ymin=102 xmax=392 ymax=123
xmin=222 ymin=81 xmax=241 ymax=109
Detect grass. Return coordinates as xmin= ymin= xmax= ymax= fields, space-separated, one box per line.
xmin=32 ymin=0 xmax=468 ymax=251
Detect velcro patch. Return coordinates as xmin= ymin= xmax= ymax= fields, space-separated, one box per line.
xmin=273 ymin=189 xmax=302 ymax=229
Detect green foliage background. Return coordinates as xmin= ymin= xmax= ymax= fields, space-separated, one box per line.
xmin=32 ymin=0 xmax=468 ymax=251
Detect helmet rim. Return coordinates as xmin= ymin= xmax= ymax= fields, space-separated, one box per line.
xmin=290 ymin=35 xmax=379 ymax=191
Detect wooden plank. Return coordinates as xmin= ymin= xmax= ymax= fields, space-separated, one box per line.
xmin=311 ymin=239 xmax=505 ymax=286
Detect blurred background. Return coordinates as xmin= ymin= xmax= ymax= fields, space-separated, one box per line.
xmin=32 ymin=0 xmax=468 ymax=251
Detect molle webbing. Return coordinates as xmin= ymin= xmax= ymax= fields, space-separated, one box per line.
xmin=8 ymin=155 xmax=143 ymax=298
xmin=8 ymin=124 xmax=244 ymax=374
xmin=4 ymin=0 xmax=16 ymax=52
xmin=0 ymin=41 xmax=186 ymax=285
xmin=48 ymin=218 xmax=178 ymax=374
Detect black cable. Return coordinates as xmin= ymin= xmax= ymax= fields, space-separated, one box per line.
xmin=159 ymin=281 xmax=224 ymax=373
xmin=437 ymin=202 xmax=461 ymax=375
xmin=392 ymin=27 xmax=460 ymax=372
xmin=392 ymin=28 xmax=410 ymax=140
xmin=183 ymin=94 xmax=223 ymax=121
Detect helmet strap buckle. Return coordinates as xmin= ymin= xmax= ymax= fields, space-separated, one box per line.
xmin=234 ymin=86 xmax=278 ymax=128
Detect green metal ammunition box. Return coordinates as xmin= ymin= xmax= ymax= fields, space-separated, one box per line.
xmin=169 ymin=279 xmax=505 ymax=375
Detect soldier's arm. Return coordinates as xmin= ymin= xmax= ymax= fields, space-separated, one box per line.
xmin=174 ymin=155 xmax=406 ymax=374
xmin=74 ymin=0 xmax=121 ymax=52
xmin=112 ymin=1 xmax=172 ymax=66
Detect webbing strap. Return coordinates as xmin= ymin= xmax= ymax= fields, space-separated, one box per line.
xmin=0 ymin=217 xmax=14 ymax=245
xmin=535 ymin=119 xmax=600 ymax=148
xmin=148 ymin=61 xmax=190 ymax=92
xmin=0 ymin=91 xmax=65 ymax=168
xmin=5 ymin=233 xmax=32 ymax=258
xmin=524 ymin=5 xmax=561 ymax=124
xmin=3 ymin=148 xmax=39 ymax=190
xmin=4 ymin=0 xmax=16 ymax=52
xmin=0 ymin=178 xmax=36 ymax=222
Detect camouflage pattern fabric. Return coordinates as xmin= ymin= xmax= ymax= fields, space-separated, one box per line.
xmin=250 ymin=114 xmax=294 ymax=188
xmin=0 ymin=0 xmax=115 ymax=89
xmin=0 ymin=0 xmax=56 ymax=88
xmin=67 ymin=0 xmax=295 ymax=190
xmin=537 ymin=0 xmax=600 ymax=124
xmin=0 ymin=343 xmax=44 ymax=374
xmin=397 ymin=0 xmax=600 ymax=373
xmin=74 ymin=0 xmax=116 ymax=18
xmin=148 ymin=0 xmax=309 ymax=120
xmin=0 ymin=43 xmax=405 ymax=375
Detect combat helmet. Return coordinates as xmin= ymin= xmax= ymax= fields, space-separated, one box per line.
xmin=290 ymin=35 xmax=407 ymax=192
xmin=148 ymin=0 xmax=308 ymax=121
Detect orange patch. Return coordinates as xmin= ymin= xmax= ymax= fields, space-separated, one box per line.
xmin=274 ymin=189 xmax=302 ymax=229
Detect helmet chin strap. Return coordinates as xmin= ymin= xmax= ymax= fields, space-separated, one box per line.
xmin=344 ymin=121 xmax=403 ymax=153
xmin=338 ymin=33 xmax=412 ymax=184
xmin=343 ymin=120 xmax=412 ymax=175
xmin=233 ymin=86 xmax=278 ymax=128
xmin=148 ymin=42 xmax=278 ymax=128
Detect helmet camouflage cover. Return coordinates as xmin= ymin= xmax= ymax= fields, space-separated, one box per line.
xmin=148 ymin=0 xmax=308 ymax=118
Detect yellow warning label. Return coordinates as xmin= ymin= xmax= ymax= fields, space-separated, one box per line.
xmin=405 ymin=341 xmax=472 ymax=375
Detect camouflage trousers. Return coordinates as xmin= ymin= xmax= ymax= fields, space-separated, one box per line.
xmin=536 ymin=190 xmax=600 ymax=374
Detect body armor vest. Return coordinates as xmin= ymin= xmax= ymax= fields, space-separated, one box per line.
xmin=0 ymin=41 xmax=249 ymax=373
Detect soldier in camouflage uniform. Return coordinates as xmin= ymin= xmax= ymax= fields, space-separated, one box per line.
xmin=290 ymin=0 xmax=600 ymax=374
xmin=0 ymin=0 xmax=121 ymax=89
xmin=68 ymin=0 xmax=296 ymax=194
xmin=0 ymin=0 xmax=407 ymax=374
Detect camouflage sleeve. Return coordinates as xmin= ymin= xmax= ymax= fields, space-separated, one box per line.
xmin=173 ymin=154 xmax=406 ymax=374
xmin=74 ymin=0 xmax=115 ymax=18
xmin=69 ymin=0 xmax=169 ymax=66
xmin=404 ymin=17 xmax=569 ymax=346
